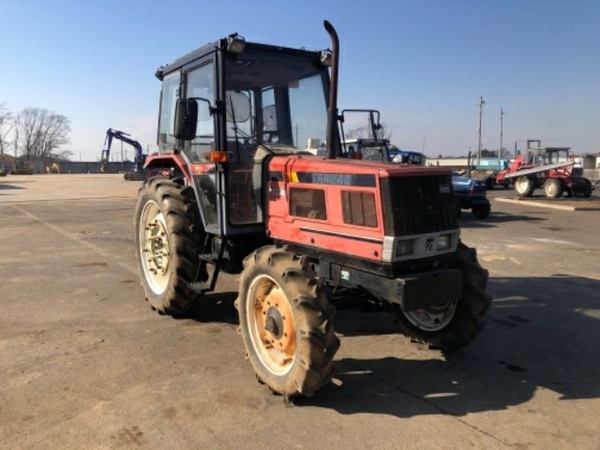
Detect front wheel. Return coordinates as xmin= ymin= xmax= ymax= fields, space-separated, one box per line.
xmin=574 ymin=178 xmax=592 ymax=198
xmin=134 ymin=177 xmax=205 ymax=315
xmin=393 ymin=241 xmax=491 ymax=352
xmin=235 ymin=246 xmax=340 ymax=399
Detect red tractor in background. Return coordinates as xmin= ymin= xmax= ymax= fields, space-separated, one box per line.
xmin=495 ymin=140 xmax=593 ymax=199
xmin=134 ymin=21 xmax=491 ymax=400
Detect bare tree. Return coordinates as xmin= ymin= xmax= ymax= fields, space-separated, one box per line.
xmin=344 ymin=122 xmax=393 ymax=141
xmin=344 ymin=126 xmax=369 ymax=140
xmin=15 ymin=107 xmax=71 ymax=160
xmin=0 ymin=102 xmax=13 ymax=155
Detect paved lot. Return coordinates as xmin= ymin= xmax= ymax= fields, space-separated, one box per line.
xmin=1 ymin=174 xmax=599 ymax=449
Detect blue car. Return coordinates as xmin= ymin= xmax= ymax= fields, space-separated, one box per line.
xmin=452 ymin=172 xmax=491 ymax=219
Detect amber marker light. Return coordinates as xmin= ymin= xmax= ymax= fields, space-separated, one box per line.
xmin=206 ymin=151 xmax=228 ymax=163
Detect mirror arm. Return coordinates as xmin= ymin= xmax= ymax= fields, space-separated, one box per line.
xmin=210 ymin=100 xmax=224 ymax=116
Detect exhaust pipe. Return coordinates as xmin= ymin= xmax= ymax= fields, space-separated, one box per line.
xmin=324 ymin=20 xmax=339 ymax=160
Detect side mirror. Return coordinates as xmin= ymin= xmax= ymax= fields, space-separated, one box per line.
xmin=174 ymin=99 xmax=198 ymax=141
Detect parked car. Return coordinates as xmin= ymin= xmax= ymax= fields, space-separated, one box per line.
xmin=452 ymin=172 xmax=491 ymax=219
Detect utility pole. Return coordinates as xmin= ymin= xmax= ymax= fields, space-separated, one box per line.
xmin=475 ymin=96 xmax=485 ymax=165
xmin=499 ymin=107 xmax=505 ymax=160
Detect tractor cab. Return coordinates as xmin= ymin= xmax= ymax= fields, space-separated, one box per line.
xmin=337 ymin=109 xmax=393 ymax=161
xmin=153 ymin=34 xmax=335 ymax=235
xmin=341 ymin=138 xmax=392 ymax=161
xmin=524 ymin=146 xmax=571 ymax=167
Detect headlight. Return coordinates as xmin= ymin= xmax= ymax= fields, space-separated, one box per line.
xmin=437 ymin=234 xmax=451 ymax=250
xmin=395 ymin=239 xmax=413 ymax=257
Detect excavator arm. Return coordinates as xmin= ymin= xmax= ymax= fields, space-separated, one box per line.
xmin=100 ymin=128 xmax=145 ymax=172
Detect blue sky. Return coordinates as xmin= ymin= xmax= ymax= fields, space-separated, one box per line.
xmin=1 ymin=0 xmax=599 ymax=160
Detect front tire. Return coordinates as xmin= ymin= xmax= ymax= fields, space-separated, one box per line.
xmin=235 ymin=246 xmax=340 ymax=399
xmin=134 ymin=177 xmax=204 ymax=315
xmin=393 ymin=241 xmax=491 ymax=352
xmin=574 ymin=178 xmax=592 ymax=198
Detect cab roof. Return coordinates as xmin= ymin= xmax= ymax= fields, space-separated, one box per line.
xmin=156 ymin=37 xmax=324 ymax=80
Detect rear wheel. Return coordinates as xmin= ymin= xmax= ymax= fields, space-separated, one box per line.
xmin=235 ymin=246 xmax=340 ymax=399
xmin=543 ymin=178 xmax=563 ymax=199
xmin=515 ymin=176 xmax=535 ymax=197
xmin=472 ymin=203 xmax=491 ymax=219
xmin=134 ymin=177 xmax=205 ymax=315
xmin=393 ymin=241 xmax=491 ymax=352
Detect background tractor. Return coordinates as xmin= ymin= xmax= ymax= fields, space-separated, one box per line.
xmin=495 ymin=140 xmax=592 ymax=198
xmin=46 ymin=162 xmax=60 ymax=174
xmin=133 ymin=21 xmax=491 ymax=400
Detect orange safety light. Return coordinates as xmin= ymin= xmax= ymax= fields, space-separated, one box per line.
xmin=201 ymin=151 xmax=228 ymax=163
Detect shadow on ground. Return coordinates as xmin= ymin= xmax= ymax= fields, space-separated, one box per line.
xmin=176 ymin=271 xmax=599 ymax=417
xmin=458 ymin=210 xmax=547 ymax=228
xmin=294 ymin=274 xmax=600 ymax=416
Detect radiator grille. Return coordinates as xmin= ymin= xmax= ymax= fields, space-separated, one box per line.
xmin=389 ymin=175 xmax=457 ymax=235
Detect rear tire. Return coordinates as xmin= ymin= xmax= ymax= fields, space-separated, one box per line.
xmin=134 ymin=177 xmax=205 ymax=315
xmin=472 ymin=203 xmax=491 ymax=219
xmin=235 ymin=246 xmax=340 ymax=399
xmin=393 ymin=241 xmax=491 ymax=352
xmin=515 ymin=175 xmax=535 ymax=197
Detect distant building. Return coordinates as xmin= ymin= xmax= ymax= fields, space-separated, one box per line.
xmin=582 ymin=154 xmax=600 ymax=183
xmin=426 ymin=157 xmax=470 ymax=169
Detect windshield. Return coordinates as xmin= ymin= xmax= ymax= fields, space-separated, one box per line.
xmin=341 ymin=141 xmax=390 ymax=161
xmin=224 ymin=49 xmax=330 ymax=156
xmin=359 ymin=144 xmax=389 ymax=161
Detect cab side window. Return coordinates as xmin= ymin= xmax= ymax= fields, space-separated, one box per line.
xmin=157 ymin=72 xmax=180 ymax=154
xmin=185 ymin=63 xmax=215 ymax=162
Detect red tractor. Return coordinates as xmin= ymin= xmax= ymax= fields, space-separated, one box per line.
xmin=496 ymin=140 xmax=593 ymax=199
xmin=134 ymin=21 xmax=491 ymax=400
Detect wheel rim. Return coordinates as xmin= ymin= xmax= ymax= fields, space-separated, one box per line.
xmin=546 ymin=181 xmax=559 ymax=197
xmin=401 ymin=300 xmax=457 ymax=331
xmin=515 ymin=177 xmax=529 ymax=194
xmin=139 ymin=200 xmax=170 ymax=295
xmin=246 ymin=275 xmax=296 ymax=376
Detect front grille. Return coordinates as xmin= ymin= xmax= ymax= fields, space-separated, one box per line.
xmin=388 ymin=175 xmax=457 ymax=235
xmin=572 ymin=167 xmax=583 ymax=178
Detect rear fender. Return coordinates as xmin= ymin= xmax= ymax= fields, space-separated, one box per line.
xmin=144 ymin=154 xmax=191 ymax=182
